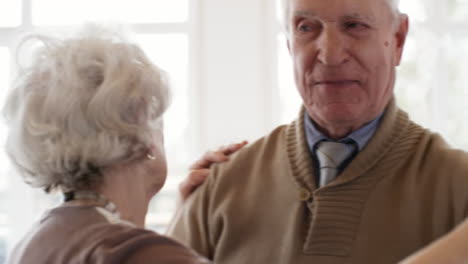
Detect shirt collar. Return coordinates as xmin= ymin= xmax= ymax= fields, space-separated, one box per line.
xmin=304 ymin=111 xmax=383 ymax=153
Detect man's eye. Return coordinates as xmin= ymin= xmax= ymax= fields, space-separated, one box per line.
xmin=345 ymin=21 xmax=369 ymax=30
xmin=299 ymin=24 xmax=312 ymax=32
xmin=296 ymin=22 xmax=318 ymax=33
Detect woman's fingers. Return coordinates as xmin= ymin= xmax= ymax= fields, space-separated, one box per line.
xmin=189 ymin=140 xmax=248 ymax=170
xmin=219 ymin=140 xmax=248 ymax=155
xmin=179 ymin=169 xmax=210 ymax=201
xmin=180 ymin=141 xmax=248 ymax=201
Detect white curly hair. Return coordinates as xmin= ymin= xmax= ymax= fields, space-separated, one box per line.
xmin=3 ymin=25 xmax=170 ymax=192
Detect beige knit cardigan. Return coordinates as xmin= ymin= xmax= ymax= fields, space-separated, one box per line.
xmin=169 ymin=100 xmax=468 ymax=264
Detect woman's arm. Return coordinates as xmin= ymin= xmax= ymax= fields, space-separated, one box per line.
xmin=400 ymin=218 xmax=468 ymax=264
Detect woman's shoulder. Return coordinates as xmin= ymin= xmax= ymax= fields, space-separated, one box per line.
xmin=89 ymin=225 xmax=210 ymax=264
xmin=10 ymin=205 xmax=209 ymax=264
xmin=63 ymin=206 xmax=208 ymax=263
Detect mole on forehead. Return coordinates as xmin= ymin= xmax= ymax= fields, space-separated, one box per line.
xmin=293 ymin=10 xmax=377 ymax=23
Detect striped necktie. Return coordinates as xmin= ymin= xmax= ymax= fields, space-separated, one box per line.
xmin=316 ymin=141 xmax=356 ymax=187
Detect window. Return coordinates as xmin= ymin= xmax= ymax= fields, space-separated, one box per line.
xmin=0 ymin=47 xmax=10 ymax=264
xmin=32 ymin=0 xmax=188 ymax=25
xmin=395 ymin=0 xmax=468 ymax=149
xmin=0 ymin=1 xmax=21 ymax=28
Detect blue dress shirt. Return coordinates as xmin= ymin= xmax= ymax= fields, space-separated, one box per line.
xmin=304 ymin=112 xmax=383 ymax=185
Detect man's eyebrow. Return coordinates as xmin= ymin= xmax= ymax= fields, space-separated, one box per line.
xmin=293 ymin=10 xmax=317 ymax=18
xmin=292 ymin=11 xmax=376 ymax=23
xmin=342 ymin=13 xmax=376 ymax=23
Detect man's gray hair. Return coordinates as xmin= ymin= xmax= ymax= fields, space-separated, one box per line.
xmin=280 ymin=0 xmax=401 ymax=32
xmin=3 ymin=25 xmax=170 ymax=192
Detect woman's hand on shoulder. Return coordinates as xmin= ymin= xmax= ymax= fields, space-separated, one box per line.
xmin=178 ymin=141 xmax=248 ymax=201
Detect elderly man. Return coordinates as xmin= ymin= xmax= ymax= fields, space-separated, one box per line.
xmin=169 ymin=0 xmax=468 ymax=263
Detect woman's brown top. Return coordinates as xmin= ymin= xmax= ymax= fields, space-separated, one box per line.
xmin=8 ymin=204 xmax=209 ymax=264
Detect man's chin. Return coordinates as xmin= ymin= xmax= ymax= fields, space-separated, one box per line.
xmin=314 ymin=109 xmax=366 ymax=128
xmin=322 ymin=104 xmax=362 ymax=118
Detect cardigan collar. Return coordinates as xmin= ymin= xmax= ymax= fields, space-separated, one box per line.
xmin=285 ymin=97 xmax=413 ymax=256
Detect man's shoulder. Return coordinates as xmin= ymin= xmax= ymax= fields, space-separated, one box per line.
xmin=430 ymin=133 xmax=468 ymax=161
xmin=195 ymin=122 xmax=298 ymax=213
xmin=411 ymin=126 xmax=468 ymax=170
xmin=213 ymin=124 xmax=289 ymax=173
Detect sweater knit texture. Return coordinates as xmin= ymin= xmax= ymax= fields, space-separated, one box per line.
xmin=168 ymin=101 xmax=468 ymax=264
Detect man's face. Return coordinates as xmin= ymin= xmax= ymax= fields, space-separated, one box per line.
xmin=286 ymin=0 xmax=408 ymax=135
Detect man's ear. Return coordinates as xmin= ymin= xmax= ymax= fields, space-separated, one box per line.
xmin=394 ymin=14 xmax=409 ymax=66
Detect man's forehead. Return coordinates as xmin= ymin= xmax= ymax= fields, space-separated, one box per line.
xmin=293 ymin=10 xmax=377 ymax=22
xmin=289 ymin=0 xmax=390 ymax=21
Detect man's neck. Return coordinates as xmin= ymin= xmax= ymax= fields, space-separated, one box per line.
xmin=320 ymin=126 xmax=357 ymax=140
xmin=304 ymin=110 xmax=385 ymax=151
xmin=315 ymin=122 xmax=365 ymax=140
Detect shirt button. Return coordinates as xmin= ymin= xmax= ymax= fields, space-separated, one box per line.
xmin=298 ymin=187 xmax=311 ymax=201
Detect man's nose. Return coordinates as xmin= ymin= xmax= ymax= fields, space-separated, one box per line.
xmin=316 ymin=29 xmax=349 ymax=66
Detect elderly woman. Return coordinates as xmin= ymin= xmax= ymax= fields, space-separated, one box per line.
xmin=4 ymin=26 xmax=208 ymax=264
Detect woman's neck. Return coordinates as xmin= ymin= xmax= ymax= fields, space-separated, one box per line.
xmin=96 ymin=165 xmax=150 ymax=228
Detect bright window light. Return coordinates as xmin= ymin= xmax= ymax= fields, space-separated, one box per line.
xmin=0 ymin=47 xmax=11 ymax=192
xmin=399 ymin=0 xmax=426 ymax=22
xmin=33 ymin=0 xmax=189 ymax=26
xmin=134 ymin=34 xmax=190 ymax=168
xmin=0 ymin=0 xmax=21 ymax=27
xmin=277 ymin=34 xmax=302 ymax=124
xmin=451 ymin=0 xmax=468 ymax=21
xmin=134 ymin=34 xmax=190 ymax=230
